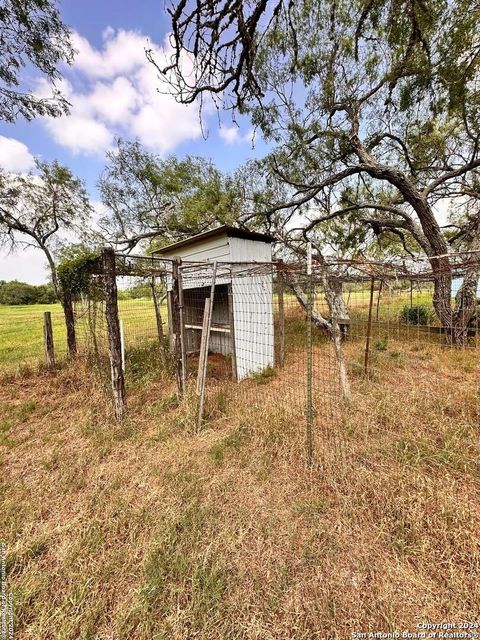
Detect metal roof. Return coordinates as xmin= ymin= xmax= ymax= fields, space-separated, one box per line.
xmin=151 ymin=225 xmax=274 ymax=255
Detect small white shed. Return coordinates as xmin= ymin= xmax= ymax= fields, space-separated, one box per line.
xmin=153 ymin=226 xmax=274 ymax=380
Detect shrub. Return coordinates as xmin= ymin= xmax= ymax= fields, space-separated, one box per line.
xmin=400 ymin=305 xmax=431 ymax=326
xmin=57 ymin=245 xmax=100 ymax=300
xmin=35 ymin=284 xmax=57 ymax=304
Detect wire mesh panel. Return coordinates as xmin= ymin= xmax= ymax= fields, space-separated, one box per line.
xmin=71 ymin=249 xmax=480 ymax=468
xmin=173 ymin=260 xmax=345 ymax=468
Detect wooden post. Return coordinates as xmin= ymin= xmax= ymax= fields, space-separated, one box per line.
xmin=196 ymin=261 xmax=218 ymax=432
xmin=63 ymin=290 xmax=77 ymax=357
xmin=227 ymin=283 xmax=237 ymax=381
xmin=171 ymin=260 xmax=185 ymax=398
xmin=277 ymin=272 xmax=285 ymax=368
xmin=178 ymin=261 xmax=187 ymax=389
xmin=364 ymin=276 xmax=375 ymax=376
xmin=151 ymin=276 xmax=164 ymax=343
xmin=43 ymin=311 xmax=55 ymax=369
xmin=196 ymin=297 xmax=211 ymax=395
xmin=102 ymin=247 xmax=126 ymax=421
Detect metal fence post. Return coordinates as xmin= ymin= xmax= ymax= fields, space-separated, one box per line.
xmin=364 ymin=276 xmax=376 ymax=376
xmin=227 ymin=283 xmax=237 ymax=381
xmin=171 ymin=259 xmax=185 ymax=399
xmin=277 ymin=263 xmax=285 ymax=368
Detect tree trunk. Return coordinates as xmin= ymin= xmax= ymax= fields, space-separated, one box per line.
xmin=102 ymin=248 xmax=126 ymax=420
xmin=282 ymin=270 xmax=351 ymax=401
xmin=40 ymin=242 xmax=77 ymax=356
xmin=320 ymin=273 xmax=351 ymax=399
xmin=351 ymin=134 xmax=477 ymax=342
xmin=449 ymin=268 xmax=480 ymax=345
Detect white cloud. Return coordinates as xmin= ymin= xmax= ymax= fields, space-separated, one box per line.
xmin=219 ymin=125 xmax=254 ymax=145
xmin=45 ymin=113 xmax=114 ymax=155
xmin=0 ymin=136 xmax=35 ymax=172
xmin=0 ymin=247 xmax=49 ymax=284
xmin=70 ymin=29 xmax=150 ymax=80
xmin=84 ymin=77 xmax=139 ymax=125
xmin=39 ymin=28 xmax=202 ymax=156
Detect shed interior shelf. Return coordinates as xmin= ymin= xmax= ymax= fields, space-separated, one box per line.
xmin=185 ymin=323 xmax=231 ymax=334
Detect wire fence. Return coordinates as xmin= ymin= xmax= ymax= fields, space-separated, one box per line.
xmin=2 ymin=249 xmax=479 ymax=467
xmin=73 ymin=250 xmax=480 ymax=467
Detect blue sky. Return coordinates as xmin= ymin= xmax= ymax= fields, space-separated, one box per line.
xmin=0 ymin=0 xmax=268 ymax=284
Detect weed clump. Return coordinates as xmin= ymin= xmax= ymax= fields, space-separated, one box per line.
xmin=252 ymin=365 xmax=276 ymax=384
xmin=401 ymin=305 xmax=431 ymax=325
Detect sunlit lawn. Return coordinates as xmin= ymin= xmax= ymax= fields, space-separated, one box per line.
xmin=0 ymin=299 xmax=168 ymax=369
xmin=0 ymin=286 xmax=441 ymax=370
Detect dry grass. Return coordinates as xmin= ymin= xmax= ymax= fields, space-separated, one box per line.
xmin=1 ymin=332 xmax=479 ymax=639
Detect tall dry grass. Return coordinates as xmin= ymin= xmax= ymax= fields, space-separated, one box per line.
xmin=1 ymin=333 xmax=479 ymax=639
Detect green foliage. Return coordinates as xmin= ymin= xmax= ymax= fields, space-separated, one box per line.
xmin=252 ymin=365 xmax=277 ymax=384
xmin=0 ymin=161 xmax=92 ymax=248
xmin=98 ymin=139 xmax=242 ymax=250
xmin=117 ymin=281 xmax=152 ymax=300
xmin=401 ymin=305 xmax=431 ymax=326
xmin=0 ymin=161 xmax=92 ymax=299
xmin=141 ymin=501 xmax=229 ymax=628
xmin=124 ymin=342 xmax=171 ymax=386
xmin=57 ymin=245 xmax=99 ymax=298
xmin=0 ymin=281 xmax=57 ymax=305
xmin=208 ymin=428 xmax=246 ymax=465
xmin=163 ymin=0 xmax=480 ymax=267
xmin=0 ymin=0 xmax=73 ymax=122
xmin=374 ymin=336 xmax=388 ymax=352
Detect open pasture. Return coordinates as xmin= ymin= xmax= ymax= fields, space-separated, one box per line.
xmin=0 ymin=284 xmax=460 ymax=371
xmin=0 ymin=299 xmax=167 ymax=370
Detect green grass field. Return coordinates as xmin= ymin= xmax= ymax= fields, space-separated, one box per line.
xmin=0 ymin=286 xmax=444 ymax=371
xmin=0 ymin=302 xmax=67 ymax=368
xmin=0 ymin=299 xmax=168 ymax=370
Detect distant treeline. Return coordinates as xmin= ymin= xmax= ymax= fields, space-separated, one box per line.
xmin=0 ymin=280 xmax=58 ymax=305
xmin=117 ymin=282 xmax=164 ymax=300
xmin=0 ymin=279 xmax=161 ymax=305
